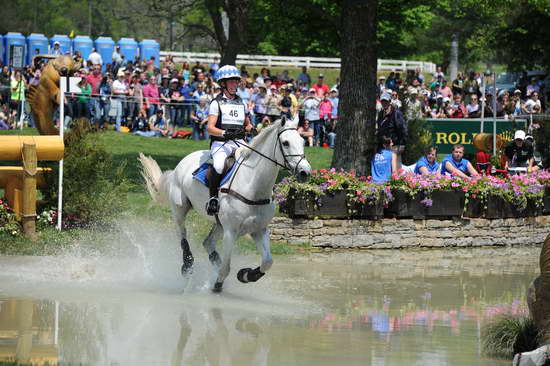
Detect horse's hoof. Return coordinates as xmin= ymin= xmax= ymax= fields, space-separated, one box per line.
xmin=212 ymin=282 xmax=224 ymax=293
xmin=209 ymin=251 xmax=221 ymax=268
xmin=237 ymin=268 xmax=252 ymax=283
xmin=181 ymin=263 xmax=193 ymax=276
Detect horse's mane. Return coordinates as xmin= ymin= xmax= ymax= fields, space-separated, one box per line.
xmin=236 ymin=120 xmax=281 ymax=159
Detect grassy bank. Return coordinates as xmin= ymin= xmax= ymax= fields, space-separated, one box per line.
xmin=0 ymin=128 xmax=333 ymax=254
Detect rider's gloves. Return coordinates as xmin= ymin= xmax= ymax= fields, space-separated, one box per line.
xmin=224 ymin=129 xmax=245 ymax=141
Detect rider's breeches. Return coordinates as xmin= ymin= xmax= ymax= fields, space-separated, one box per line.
xmin=210 ymin=140 xmax=241 ymax=174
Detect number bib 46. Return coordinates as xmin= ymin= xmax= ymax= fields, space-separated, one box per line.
xmin=220 ymin=103 xmax=245 ymax=128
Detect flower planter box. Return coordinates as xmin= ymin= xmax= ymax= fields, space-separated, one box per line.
xmin=465 ymin=195 xmax=543 ymax=219
xmin=385 ymin=190 xmax=465 ymax=219
xmin=283 ymin=189 xmax=383 ymax=219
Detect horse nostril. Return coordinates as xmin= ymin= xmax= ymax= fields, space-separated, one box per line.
xmin=298 ymin=170 xmax=310 ymax=183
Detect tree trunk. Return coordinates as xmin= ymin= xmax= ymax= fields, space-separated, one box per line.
xmin=205 ymin=0 xmax=249 ymax=66
xmin=331 ymin=0 xmax=378 ymax=176
xmin=449 ymin=33 xmax=459 ymax=82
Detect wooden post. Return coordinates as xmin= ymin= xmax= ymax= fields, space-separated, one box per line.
xmin=21 ymin=143 xmax=37 ymax=239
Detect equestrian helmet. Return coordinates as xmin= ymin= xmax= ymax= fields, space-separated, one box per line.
xmin=215 ymin=65 xmax=241 ymax=82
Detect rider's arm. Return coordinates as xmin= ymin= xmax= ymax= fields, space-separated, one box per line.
xmin=207 ymin=100 xmax=225 ymax=137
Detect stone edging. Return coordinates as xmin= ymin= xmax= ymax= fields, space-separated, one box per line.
xmin=269 ymin=216 xmax=550 ymax=249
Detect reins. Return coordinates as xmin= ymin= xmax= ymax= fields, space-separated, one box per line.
xmin=220 ymin=127 xmax=305 ymax=206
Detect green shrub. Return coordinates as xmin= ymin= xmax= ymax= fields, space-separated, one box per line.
xmin=0 ymin=199 xmax=21 ymax=236
xmin=43 ymin=119 xmax=131 ymax=229
xmin=402 ymin=118 xmax=434 ymax=165
xmin=482 ymin=315 xmax=540 ymax=358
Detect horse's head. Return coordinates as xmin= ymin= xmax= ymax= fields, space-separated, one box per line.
xmin=275 ymin=115 xmax=311 ymax=183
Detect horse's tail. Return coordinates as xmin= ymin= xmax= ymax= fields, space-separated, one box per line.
xmin=540 ymin=233 xmax=550 ymax=279
xmin=138 ymin=153 xmax=172 ymax=205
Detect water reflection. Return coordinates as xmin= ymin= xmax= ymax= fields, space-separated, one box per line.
xmin=0 ymin=247 xmax=540 ymax=366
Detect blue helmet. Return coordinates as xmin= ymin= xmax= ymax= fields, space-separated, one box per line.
xmin=215 ymin=65 xmax=241 ymax=82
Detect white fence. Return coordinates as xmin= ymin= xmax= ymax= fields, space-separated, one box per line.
xmin=160 ymin=51 xmax=436 ymax=73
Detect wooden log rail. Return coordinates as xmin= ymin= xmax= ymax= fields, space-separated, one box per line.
xmin=0 ymin=136 xmax=64 ymax=238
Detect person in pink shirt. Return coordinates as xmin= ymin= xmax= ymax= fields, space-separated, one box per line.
xmin=439 ymin=79 xmax=453 ymax=99
xmin=143 ymin=76 xmax=160 ymax=117
xmin=319 ymin=93 xmax=333 ymax=122
xmin=85 ymin=64 xmax=103 ymax=125
xmin=312 ymin=73 xmax=329 ymax=97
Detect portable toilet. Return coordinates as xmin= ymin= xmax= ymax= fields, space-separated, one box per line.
xmin=3 ymin=32 xmax=26 ymax=67
xmin=26 ymin=33 xmax=49 ymax=65
xmin=117 ymin=38 xmax=138 ymax=63
xmin=50 ymin=34 xmax=71 ymax=55
xmin=72 ymin=35 xmax=94 ymax=60
xmin=139 ymin=39 xmax=160 ymax=68
xmin=95 ymin=36 xmax=114 ymax=71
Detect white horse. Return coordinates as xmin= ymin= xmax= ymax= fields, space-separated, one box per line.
xmin=138 ymin=117 xmax=311 ymax=292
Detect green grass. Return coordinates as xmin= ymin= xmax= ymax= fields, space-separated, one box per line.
xmin=0 ymin=127 xmax=330 ymax=255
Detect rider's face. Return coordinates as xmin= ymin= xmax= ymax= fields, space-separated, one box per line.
xmin=224 ymin=79 xmax=239 ymax=95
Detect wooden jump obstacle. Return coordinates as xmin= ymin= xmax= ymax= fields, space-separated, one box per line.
xmin=0 ymin=136 xmax=64 ymax=237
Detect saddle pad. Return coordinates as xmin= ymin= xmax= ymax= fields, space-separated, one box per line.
xmin=192 ymin=161 xmax=238 ymax=187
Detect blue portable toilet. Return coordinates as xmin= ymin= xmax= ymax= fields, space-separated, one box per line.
xmin=3 ymin=32 xmax=26 ymax=67
xmin=95 ymin=36 xmax=114 ymax=71
xmin=73 ymin=35 xmax=94 ymax=60
xmin=50 ymin=34 xmax=71 ymax=55
xmin=26 ymin=33 xmax=49 ymax=65
xmin=117 ymin=38 xmax=138 ymax=63
xmin=139 ymin=39 xmax=160 ymax=68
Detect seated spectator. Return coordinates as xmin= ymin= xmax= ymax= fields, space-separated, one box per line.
xmin=448 ymin=94 xmax=468 ymax=118
xmin=414 ymin=146 xmax=440 ymax=175
xmin=132 ymin=110 xmax=149 ymax=133
xmin=297 ymin=120 xmax=314 ymax=146
xmin=441 ymin=144 xmax=479 ymax=178
xmin=133 ymin=109 xmax=170 ymax=137
xmin=466 ymin=94 xmax=481 ymax=118
xmin=483 ymin=93 xmax=505 ymax=117
xmin=371 ymin=136 xmax=397 ymax=183
xmin=432 ymin=96 xmax=449 ymax=118
xmin=390 ymin=90 xmax=402 ymax=109
xmin=504 ymin=130 xmax=538 ymax=172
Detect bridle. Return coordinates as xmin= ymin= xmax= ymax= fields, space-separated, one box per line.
xmin=219 ymin=126 xmax=306 ymax=207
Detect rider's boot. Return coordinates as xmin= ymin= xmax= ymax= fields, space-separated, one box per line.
xmin=206 ymin=167 xmax=223 ymax=215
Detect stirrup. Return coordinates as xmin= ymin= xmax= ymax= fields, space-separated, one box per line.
xmin=206 ymin=197 xmax=219 ymax=215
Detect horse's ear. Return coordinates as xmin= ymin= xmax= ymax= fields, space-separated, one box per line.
xmin=281 ymin=115 xmax=286 ymax=127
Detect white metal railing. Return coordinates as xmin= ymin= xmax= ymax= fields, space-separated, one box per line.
xmin=160 ymin=51 xmax=437 ymax=73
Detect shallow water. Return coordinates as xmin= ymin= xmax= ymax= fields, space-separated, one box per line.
xmin=0 ymin=226 xmax=540 ymax=366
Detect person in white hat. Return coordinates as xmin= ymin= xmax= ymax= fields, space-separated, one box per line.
xmin=376 ymin=92 xmax=407 ymax=168
xmin=111 ymin=69 xmax=129 ymax=131
xmin=504 ymin=130 xmax=538 ymax=172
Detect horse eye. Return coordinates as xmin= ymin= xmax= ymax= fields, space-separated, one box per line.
xmin=283 ymin=141 xmax=290 ymax=147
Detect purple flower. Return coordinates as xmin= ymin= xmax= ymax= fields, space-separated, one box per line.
xmin=420 ymin=198 xmax=433 ymax=207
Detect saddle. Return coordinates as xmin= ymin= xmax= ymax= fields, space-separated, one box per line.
xmin=192 ymin=154 xmax=236 ymax=187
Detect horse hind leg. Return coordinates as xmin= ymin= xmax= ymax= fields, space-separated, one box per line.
xmin=203 ymin=223 xmax=222 ymax=269
xmin=171 ymin=202 xmax=194 ymax=276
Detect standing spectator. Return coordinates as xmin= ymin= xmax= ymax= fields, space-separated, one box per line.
xmin=76 ymin=78 xmax=91 ymax=119
xmin=434 ymin=66 xmax=444 ymax=79
xmin=0 ymin=66 xmax=10 ymax=108
xmin=319 ymin=92 xmax=333 ymax=135
xmin=112 ymin=46 xmax=123 ymax=73
xmin=511 ymin=89 xmax=523 ymax=116
xmin=526 ymin=78 xmax=540 ymax=97
xmin=463 ymin=72 xmax=480 ymax=103
xmin=143 ymin=76 xmax=160 ymax=117
xmin=111 ymin=69 xmax=128 ymax=131
xmin=466 ymin=94 xmax=481 ymax=118
xmin=256 ymin=68 xmax=270 ymax=85
xmin=51 ymin=41 xmax=62 ymax=56
xmin=452 ymin=72 xmax=464 ymax=97
xmin=10 ymin=70 xmax=26 ymax=124
xmin=88 ymin=48 xmax=103 ymax=66
xmin=385 ymin=72 xmax=397 ymax=91
xmin=371 ymin=136 xmax=397 ymax=183
xmin=448 ymin=94 xmax=468 ymax=118
xmin=302 ymin=88 xmax=322 ymax=146
xmin=377 ymin=76 xmax=386 ymax=94
xmin=376 ymin=93 xmax=407 ymax=168
xmin=266 ymin=85 xmax=282 ymax=122
xmin=180 ymin=81 xmax=194 ymax=126
xmin=252 ymin=84 xmax=268 ymax=125
xmin=415 ymin=67 xmax=425 ymax=85
xmin=191 ymin=96 xmax=209 ymax=140
xmin=86 ymin=64 xmax=103 ymax=126
xmin=98 ymin=75 xmax=111 ymax=129
xmin=278 ymin=85 xmax=293 ymax=119
xmin=390 ymin=90 xmax=402 ymax=109
xmin=168 ymin=78 xmax=183 ymax=127
xmin=209 ymin=57 xmax=219 ymax=75
xmin=328 ymin=89 xmax=339 ymax=121
xmin=523 ymin=92 xmax=542 ymax=114
xmin=405 ymin=90 xmax=423 ymax=121
xmin=192 ymin=83 xmax=207 ymax=103
xmin=439 ymin=79 xmax=453 ymax=99
xmin=312 ymin=74 xmax=329 ymax=97
xmin=296 ymin=66 xmax=311 ymax=88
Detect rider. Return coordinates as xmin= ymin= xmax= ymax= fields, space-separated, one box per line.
xmin=206 ymin=65 xmax=255 ymax=215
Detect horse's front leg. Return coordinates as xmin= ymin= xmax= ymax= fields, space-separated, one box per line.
xmin=212 ymin=229 xmax=237 ymax=293
xmin=237 ymin=227 xmax=272 ymax=284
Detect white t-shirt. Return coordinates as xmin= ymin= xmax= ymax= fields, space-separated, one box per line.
xmin=303 ymin=97 xmax=320 ymax=121
xmin=87 ymin=52 xmax=103 ymax=66
xmin=112 ymin=80 xmax=128 ymax=96
xmin=524 ymin=99 xmax=541 ymax=113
